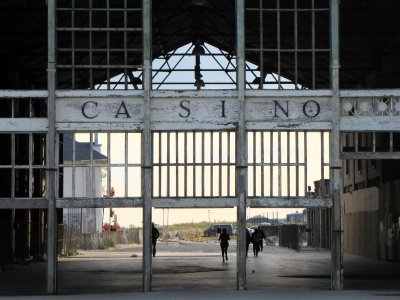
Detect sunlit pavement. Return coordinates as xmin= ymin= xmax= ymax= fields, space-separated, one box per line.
xmin=1 ymin=240 xmax=400 ymax=298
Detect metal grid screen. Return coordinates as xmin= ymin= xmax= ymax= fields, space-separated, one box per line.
xmin=57 ymin=132 xmax=142 ymax=199
xmin=247 ymin=131 xmax=330 ymax=197
xmin=152 ymin=131 xmax=236 ymax=197
xmin=56 ymin=0 xmax=143 ymax=90
xmin=245 ymin=0 xmax=330 ymax=89
xmin=0 ymin=133 xmax=47 ymax=199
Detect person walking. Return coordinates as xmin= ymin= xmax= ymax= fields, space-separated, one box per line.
xmin=251 ymin=228 xmax=262 ymax=256
xmin=258 ymin=226 xmax=266 ymax=251
xmin=218 ymin=227 xmax=230 ymax=262
xmin=152 ymin=223 xmax=160 ymax=257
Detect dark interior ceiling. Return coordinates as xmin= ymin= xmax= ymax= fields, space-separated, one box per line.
xmin=1 ymin=0 xmax=400 ymax=89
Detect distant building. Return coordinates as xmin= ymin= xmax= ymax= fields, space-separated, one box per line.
xmin=247 ymin=215 xmax=269 ymax=225
xmin=286 ymin=211 xmax=306 ymax=224
xmin=62 ymin=134 xmax=107 ymax=233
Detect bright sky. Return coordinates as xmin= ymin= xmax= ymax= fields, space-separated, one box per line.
xmin=106 ymin=207 xmax=304 ymax=228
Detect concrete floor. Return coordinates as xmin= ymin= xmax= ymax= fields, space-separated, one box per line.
xmin=1 ymin=239 xmax=400 ymax=296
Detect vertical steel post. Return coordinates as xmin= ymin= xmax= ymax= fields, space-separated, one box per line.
xmin=329 ymin=0 xmax=343 ymax=290
xmin=236 ymin=0 xmax=247 ymax=290
xmin=47 ymin=0 xmax=57 ymax=294
xmin=142 ymin=0 xmax=153 ymax=292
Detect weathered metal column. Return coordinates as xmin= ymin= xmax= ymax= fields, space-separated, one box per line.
xmin=47 ymin=0 xmax=57 ymax=294
xmin=329 ymin=0 xmax=343 ymax=290
xmin=236 ymin=0 xmax=247 ymax=290
xmin=142 ymin=0 xmax=153 ymax=292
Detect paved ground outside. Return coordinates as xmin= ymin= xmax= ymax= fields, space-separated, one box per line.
xmin=1 ymin=238 xmax=400 ymax=298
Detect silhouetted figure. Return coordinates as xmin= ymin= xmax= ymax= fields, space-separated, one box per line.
xmin=258 ymin=226 xmax=266 ymax=251
xmin=251 ymin=228 xmax=262 ymax=256
xmin=218 ymin=228 xmax=230 ymax=262
xmin=246 ymin=228 xmax=251 ymax=257
xmin=152 ymin=223 xmax=160 ymax=257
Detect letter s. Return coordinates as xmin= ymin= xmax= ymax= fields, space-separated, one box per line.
xmin=179 ymin=100 xmax=191 ymax=118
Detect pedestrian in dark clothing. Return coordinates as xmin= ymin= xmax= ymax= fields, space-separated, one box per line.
xmin=258 ymin=226 xmax=266 ymax=251
xmin=251 ymin=228 xmax=262 ymax=256
xmin=218 ymin=228 xmax=230 ymax=262
xmin=152 ymin=223 xmax=160 ymax=257
xmin=246 ymin=228 xmax=251 ymax=257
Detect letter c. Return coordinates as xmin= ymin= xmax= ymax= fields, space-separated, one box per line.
xmin=82 ymin=101 xmax=98 ymax=119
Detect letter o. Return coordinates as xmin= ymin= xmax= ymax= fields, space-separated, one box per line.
xmin=303 ymin=100 xmax=320 ymax=118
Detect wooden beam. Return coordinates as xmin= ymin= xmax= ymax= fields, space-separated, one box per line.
xmin=142 ymin=0 xmax=152 ymax=292
xmin=330 ymin=0 xmax=343 ymax=290
xmin=0 ymin=199 xmax=48 ymax=209
xmin=236 ymin=0 xmax=246 ymax=290
xmin=0 ymin=119 xmax=48 ymax=132
xmin=340 ymin=89 xmax=400 ymax=97
xmin=52 ymin=196 xmax=334 ymax=209
xmin=247 ymin=197 xmax=332 ymax=208
xmin=341 ymin=117 xmax=400 ymax=131
xmin=341 ymin=152 xmax=400 ymax=160
xmin=56 ymin=90 xmax=143 ymax=98
xmin=47 ymin=0 xmax=57 ymax=294
xmin=153 ymin=198 xmax=236 ymax=208
xmin=56 ymin=198 xmax=143 ymax=208
xmin=0 ymin=90 xmax=48 ymax=98
xmin=247 ymin=121 xmax=332 ymax=130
